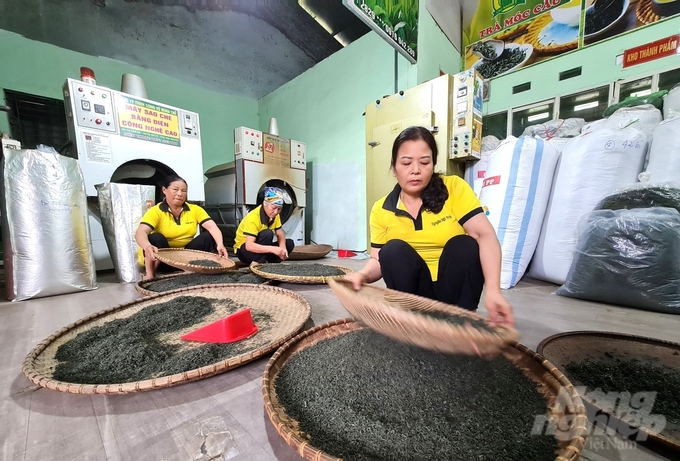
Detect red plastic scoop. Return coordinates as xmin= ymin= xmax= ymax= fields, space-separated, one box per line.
xmin=181 ymin=309 xmax=258 ymax=343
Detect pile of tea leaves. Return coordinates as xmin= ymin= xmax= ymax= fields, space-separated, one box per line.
xmin=145 ymin=271 xmax=266 ymax=293
xmin=565 ymin=356 xmax=680 ymax=426
xmin=472 ymin=41 xmax=497 ymax=60
xmin=259 ymin=263 xmax=345 ymax=277
xmin=413 ymin=309 xmax=494 ymax=333
xmin=476 ymin=47 xmax=526 ymax=79
xmin=275 ymin=329 xmax=558 ymax=460
xmin=188 ymin=259 xmax=223 ymax=268
xmin=53 ymin=296 xmax=273 ymax=384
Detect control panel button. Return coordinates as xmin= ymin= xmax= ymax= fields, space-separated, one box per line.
xmin=81 ymin=100 xmax=91 ymax=111
xmin=95 ymin=119 xmax=102 ymax=125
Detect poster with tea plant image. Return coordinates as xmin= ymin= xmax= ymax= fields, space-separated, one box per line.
xmin=462 ymin=0 xmax=680 ymax=81
xmin=343 ymin=0 xmax=419 ymax=63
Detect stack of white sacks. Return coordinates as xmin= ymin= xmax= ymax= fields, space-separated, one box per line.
xmin=465 ymin=101 xmax=680 ymax=289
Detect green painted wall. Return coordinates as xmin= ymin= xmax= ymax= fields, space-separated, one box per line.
xmin=0 ymin=29 xmax=259 ymax=172
xmin=258 ymin=6 xmax=461 ymax=250
xmin=416 ymin=0 xmax=461 ymax=84
xmin=258 ymin=32 xmax=416 ymax=251
xmin=484 ymin=18 xmax=680 ymax=114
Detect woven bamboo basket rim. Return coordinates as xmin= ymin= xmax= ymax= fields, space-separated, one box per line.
xmin=135 ymin=270 xmax=269 ymax=297
xmin=538 ymin=330 xmax=680 ymax=451
xmin=288 ymin=244 xmax=333 ymax=260
xmin=327 ymin=279 xmax=519 ymax=356
xmin=155 ymin=248 xmax=237 ymax=274
xmin=636 ymin=0 xmax=661 ymax=26
xmin=22 ymin=284 xmax=311 ymax=395
xmin=525 ymin=13 xmax=578 ymax=53
xmin=262 ymin=318 xmax=589 ymax=461
xmin=251 ymin=263 xmax=353 ymax=285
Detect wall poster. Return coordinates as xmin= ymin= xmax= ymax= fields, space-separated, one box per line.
xmin=462 ymin=0 xmax=680 ymax=80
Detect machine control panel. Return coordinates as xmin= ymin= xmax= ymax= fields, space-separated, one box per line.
xmin=66 ymin=82 xmax=116 ymax=133
xmin=291 ymin=140 xmax=306 ymax=170
xmin=181 ymin=111 xmax=200 ymax=138
xmin=234 ymin=126 xmax=263 ymax=162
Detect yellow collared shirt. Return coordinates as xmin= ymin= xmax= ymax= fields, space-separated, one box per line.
xmin=234 ymin=205 xmax=282 ymax=251
xmin=370 ymin=175 xmax=483 ymax=281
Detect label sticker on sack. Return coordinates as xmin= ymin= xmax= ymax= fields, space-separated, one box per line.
xmin=482 ymin=175 xmax=501 ymax=187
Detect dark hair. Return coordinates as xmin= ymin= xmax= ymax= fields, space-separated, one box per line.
xmin=162 ymin=175 xmax=187 ymax=189
xmin=391 ymin=126 xmax=448 ymax=213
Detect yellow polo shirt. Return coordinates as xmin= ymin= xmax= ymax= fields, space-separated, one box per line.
xmin=234 ymin=205 xmax=282 ymax=251
xmin=137 ymin=200 xmax=212 ymax=264
xmin=370 ymin=175 xmax=483 ymax=281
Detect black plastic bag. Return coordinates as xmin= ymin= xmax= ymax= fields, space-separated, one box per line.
xmin=557 ymin=208 xmax=680 ymax=314
xmin=595 ymin=182 xmax=680 ymax=214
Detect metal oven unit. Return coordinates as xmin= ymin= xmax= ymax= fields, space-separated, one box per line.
xmin=204 ymin=126 xmax=306 ymax=250
xmin=63 ymin=78 xmax=205 ymax=270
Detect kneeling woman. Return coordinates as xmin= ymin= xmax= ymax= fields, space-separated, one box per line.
xmin=135 ymin=175 xmax=228 ymax=279
xmin=234 ymin=187 xmax=295 ymax=266
xmin=346 ymin=126 xmax=514 ymax=327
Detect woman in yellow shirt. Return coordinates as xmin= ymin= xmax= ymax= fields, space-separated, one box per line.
xmin=135 ymin=175 xmax=227 ymax=279
xmin=346 ymin=126 xmax=514 ymax=327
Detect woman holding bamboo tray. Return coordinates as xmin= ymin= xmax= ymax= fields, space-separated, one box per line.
xmin=135 ymin=175 xmax=228 ymax=279
xmin=346 ymin=126 xmax=514 ymax=327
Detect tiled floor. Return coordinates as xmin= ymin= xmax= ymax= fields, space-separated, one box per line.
xmin=1 ymin=256 xmax=678 ymax=461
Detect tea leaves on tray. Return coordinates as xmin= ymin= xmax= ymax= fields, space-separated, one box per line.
xmin=188 ymin=259 xmax=223 ymax=268
xmin=412 ymin=309 xmax=494 ymax=333
xmin=53 ymin=296 xmax=274 ymax=384
xmin=275 ymin=329 xmax=558 ymax=461
xmin=260 ymin=263 xmax=344 ymax=277
xmin=566 ymin=357 xmax=680 ymax=425
xmin=146 ymin=272 xmax=266 ymax=292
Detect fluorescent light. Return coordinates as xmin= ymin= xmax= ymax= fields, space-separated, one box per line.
xmin=574 ymin=101 xmax=599 ymax=111
xmin=528 ymin=112 xmax=550 ymax=122
xmin=299 ymin=1 xmax=334 ymax=34
xmin=630 ymin=89 xmax=652 ymax=98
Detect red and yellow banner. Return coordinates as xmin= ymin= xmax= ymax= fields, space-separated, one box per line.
xmin=624 ymin=35 xmax=680 ymax=68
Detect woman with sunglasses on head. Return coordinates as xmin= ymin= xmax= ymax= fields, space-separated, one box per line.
xmin=233 ymin=187 xmax=295 ymax=266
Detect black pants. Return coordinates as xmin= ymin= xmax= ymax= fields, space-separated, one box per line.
xmin=148 ymin=232 xmax=217 ymax=273
xmin=236 ymin=229 xmax=295 ymax=264
xmin=379 ymin=236 xmax=484 ymax=310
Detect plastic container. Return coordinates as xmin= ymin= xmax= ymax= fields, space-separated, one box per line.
xmin=338 ymin=249 xmax=357 ymax=258
xmin=181 ymin=309 xmax=258 ymax=343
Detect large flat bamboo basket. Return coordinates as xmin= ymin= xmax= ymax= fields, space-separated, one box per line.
xmin=538 ymin=331 xmax=680 ymax=451
xmin=23 ymin=285 xmax=311 ymax=394
xmin=155 ymin=248 xmax=236 ymax=273
xmin=262 ymin=319 xmax=589 ymax=461
xmin=288 ymin=244 xmax=333 ymax=260
xmin=251 ymin=263 xmax=353 ymax=285
xmin=328 ymin=279 xmax=519 ymax=355
xmin=135 ymin=270 xmax=269 ymax=297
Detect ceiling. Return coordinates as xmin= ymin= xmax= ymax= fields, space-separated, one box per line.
xmin=0 ymin=0 xmax=369 ymax=99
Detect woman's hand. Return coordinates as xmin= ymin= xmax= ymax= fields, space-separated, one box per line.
xmin=272 ymin=246 xmax=288 ymax=260
xmin=216 ymin=244 xmax=228 ymax=258
xmin=144 ymin=245 xmax=158 ymax=261
xmin=345 ymin=272 xmax=367 ymax=290
xmin=484 ymin=290 xmax=515 ymax=328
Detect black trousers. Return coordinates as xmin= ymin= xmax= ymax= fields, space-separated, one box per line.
xmin=379 ymin=236 xmax=484 ymax=310
xmin=148 ymin=232 xmax=217 ymax=273
xmin=236 ymin=229 xmax=295 ymax=264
